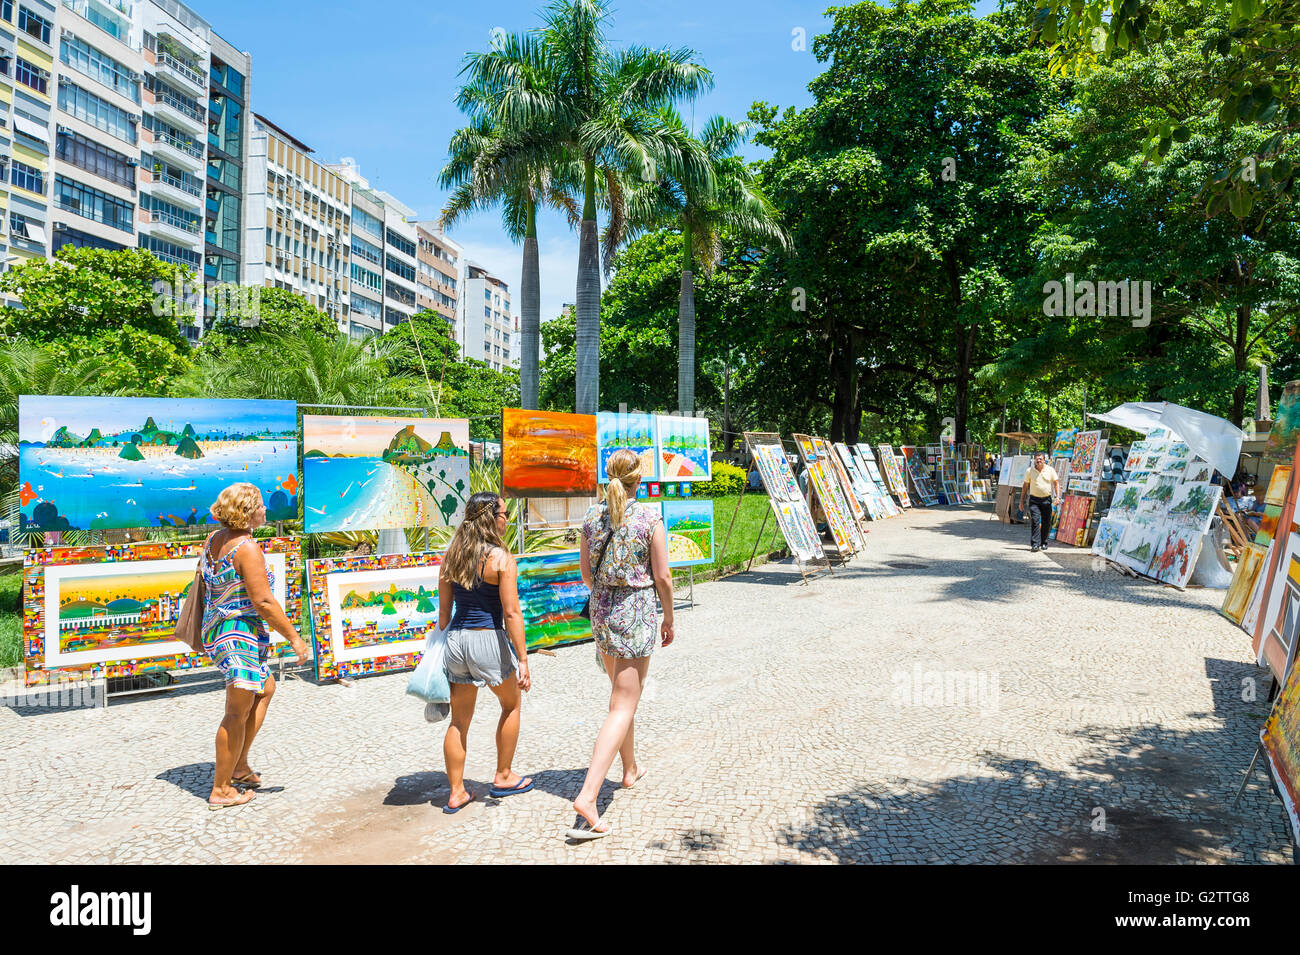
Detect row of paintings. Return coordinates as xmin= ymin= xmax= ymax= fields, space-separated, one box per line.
xmin=23 ymin=540 xmax=595 ymax=685
xmin=503 ymin=409 xmax=713 ymax=498
xmin=23 ymin=539 xmax=302 ymax=685
xmin=794 ymin=435 xmax=864 ymax=554
xmin=1091 ymin=514 xmax=1207 ymax=589
xmin=746 ymin=436 xmax=824 ymax=563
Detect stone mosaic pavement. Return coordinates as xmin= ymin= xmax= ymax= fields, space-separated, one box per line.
xmin=1 ymin=505 xmax=1292 ymax=864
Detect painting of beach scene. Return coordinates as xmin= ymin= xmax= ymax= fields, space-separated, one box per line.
xmin=597 ymin=411 xmax=658 ymax=481
xmin=663 ymin=499 xmax=714 ymax=568
xmin=502 ymin=409 xmax=598 ymax=498
xmin=18 ymin=396 xmax=297 ymax=531
xmin=302 ymin=415 xmax=469 ymax=533
xmin=655 ymin=414 xmax=712 ymax=481
xmin=516 ymin=551 xmax=591 ymax=650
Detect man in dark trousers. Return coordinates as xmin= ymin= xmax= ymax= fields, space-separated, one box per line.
xmin=1019 ymin=451 xmax=1060 ymax=552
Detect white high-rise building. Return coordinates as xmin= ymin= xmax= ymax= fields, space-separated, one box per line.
xmin=457 ymin=260 xmax=512 ymax=372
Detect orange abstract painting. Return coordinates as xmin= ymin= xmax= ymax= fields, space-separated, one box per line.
xmin=501 ymin=408 xmax=598 ymax=498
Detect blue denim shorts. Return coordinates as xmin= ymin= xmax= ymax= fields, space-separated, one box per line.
xmin=444 ymin=627 xmax=516 ymax=688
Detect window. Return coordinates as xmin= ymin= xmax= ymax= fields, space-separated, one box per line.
xmin=385 ymin=253 xmax=414 ymax=282
xmin=145 ymin=76 xmax=203 ymax=123
xmin=0 ymin=1 xmax=11 ymax=22
xmin=59 ymin=80 xmax=137 ymax=144
xmin=143 ymin=194 xmax=199 ymax=234
xmin=15 ymin=57 xmax=48 ymax=93
xmin=484 ymin=306 xmax=491 ymax=319
xmin=9 ymin=212 xmax=33 ymax=238
xmin=139 ymin=234 xmax=200 ymax=269
xmin=11 ymin=159 xmax=45 ymax=194
xmin=60 ymin=35 xmax=139 ymax=102
xmin=351 ymin=263 xmax=381 ymax=292
xmin=18 ymin=5 xmax=50 ymax=43
xmin=385 ymin=228 xmax=415 ymax=258
xmin=353 ymin=206 xmax=382 ymax=239
xmin=351 ymin=234 xmax=380 ymax=265
xmin=54 ymin=174 xmax=134 ymax=232
xmin=351 ymin=294 xmax=381 ymax=319
xmin=57 ymin=130 xmax=135 ymax=190
xmin=54 ymin=225 xmax=124 ymax=253
xmin=385 ymin=281 xmax=415 ymax=307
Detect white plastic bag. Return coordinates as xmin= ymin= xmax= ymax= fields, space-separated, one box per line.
xmin=406 ymin=625 xmax=450 ymax=704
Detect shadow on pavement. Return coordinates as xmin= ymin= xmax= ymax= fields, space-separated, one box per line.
xmin=777 ymin=657 xmax=1290 ymax=864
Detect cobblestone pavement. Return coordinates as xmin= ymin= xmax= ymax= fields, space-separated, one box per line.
xmin=1 ymin=506 xmax=1292 ymax=864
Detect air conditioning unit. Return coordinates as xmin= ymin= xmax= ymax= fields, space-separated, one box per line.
xmin=128 ymin=113 xmax=140 ymax=124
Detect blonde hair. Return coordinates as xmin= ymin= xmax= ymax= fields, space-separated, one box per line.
xmin=210 ymin=483 xmax=264 ymax=530
xmin=603 ymin=448 xmax=642 ymax=529
xmin=443 ymin=492 xmax=507 ymax=589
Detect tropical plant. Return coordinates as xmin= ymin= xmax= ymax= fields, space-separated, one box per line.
xmin=224 ymin=330 xmax=419 ymax=408
xmin=469 ymin=0 xmax=712 ymax=413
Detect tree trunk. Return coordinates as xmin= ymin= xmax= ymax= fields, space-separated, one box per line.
xmin=1232 ymin=302 xmax=1250 ymax=426
xmin=519 ymin=202 xmax=540 ymax=409
xmin=829 ymin=333 xmax=854 ymax=443
xmin=575 ymin=160 xmax=600 ymax=414
xmin=678 ymin=269 xmax=696 ymax=416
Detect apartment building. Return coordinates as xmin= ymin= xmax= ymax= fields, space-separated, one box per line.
xmin=458 ymin=261 xmax=512 ymax=372
xmin=244 ymin=113 xmax=351 ymax=328
xmin=203 ymin=31 xmax=247 ymax=308
xmin=7 ymin=0 xmax=58 ymax=265
xmin=414 ymin=219 xmax=457 ymax=327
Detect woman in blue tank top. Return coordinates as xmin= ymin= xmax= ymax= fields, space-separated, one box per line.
xmin=436 ymin=491 xmax=533 ymax=813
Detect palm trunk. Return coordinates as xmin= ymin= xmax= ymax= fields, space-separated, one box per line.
xmin=678 ymin=222 xmax=695 ymax=416
xmin=520 ymin=200 xmax=540 ymax=410
xmin=575 ymin=159 xmax=600 ymax=414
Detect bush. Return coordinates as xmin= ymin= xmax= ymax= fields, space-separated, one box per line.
xmin=691 ymin=462 xmax=747 ymax=498
xmin=0 ymin=574 xmax=20 ymax=614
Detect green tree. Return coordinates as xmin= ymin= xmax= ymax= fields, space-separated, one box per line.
xmin=46 ymin=327 xmax=192 ymax=396
xmin=0 ymin=247 xmax=195 ymax=346
xmin=472 ymin=0 xmax=712 ymax=413
xmin=204 ymin=286 xmax=338 ymax=351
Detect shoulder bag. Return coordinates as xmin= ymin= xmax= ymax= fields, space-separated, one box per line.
xmin=174 ymin=536 xmax=211 ymax=654
xmin=578 ymin=515 xmax=613 ymax=620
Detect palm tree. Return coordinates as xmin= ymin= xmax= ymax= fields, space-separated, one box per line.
xmin=441 ymin=45 xmax=581 ymax=410
xmin=472 ymin=0 xmax=712 ymax=413
xmin=628 ymin=111 xmax=787 ymax=416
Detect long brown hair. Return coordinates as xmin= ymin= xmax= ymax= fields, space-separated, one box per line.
xmin=603 ymin=448 xmax=642 ymax=529
xmin=443 ymin=492 xmax=506 ymax=588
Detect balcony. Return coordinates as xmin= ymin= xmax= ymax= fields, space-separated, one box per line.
xmin=150 ymin=86 xmax=204 ymax=132
xmin=146 ymin=174 xmax=203 ymax=211
xmin=150 ymin=128 xmax=203 ymax=168
xmin=146 ymin=210 xmax=200 ymax=246
xmin=155 ymin=50 xmax=204 ymax=93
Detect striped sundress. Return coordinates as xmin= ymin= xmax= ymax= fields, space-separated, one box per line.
xmin=201 ymin=536 xmax=274 ymax=693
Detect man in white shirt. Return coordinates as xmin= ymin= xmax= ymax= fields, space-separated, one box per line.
xmin=1019 ymin=451 xmax=1060 ymax=552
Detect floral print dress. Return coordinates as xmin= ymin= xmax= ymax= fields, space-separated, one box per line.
xmin=582 ymin=501 xmax=661 ymax=661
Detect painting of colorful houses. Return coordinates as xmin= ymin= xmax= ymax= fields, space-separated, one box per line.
xmin=655 ymin=415 xmax=712 ymax=482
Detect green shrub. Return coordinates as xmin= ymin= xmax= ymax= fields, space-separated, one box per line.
xmin=691 ymin=462 xmax=747 ymax=498
xmin=0 ymin=574 xmax=20 ymax=614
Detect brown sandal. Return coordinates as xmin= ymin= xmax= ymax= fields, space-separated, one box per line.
xmin=231 ymin=771 xmax=262 ymax=788
xmin=207 ymin=789 xmax=256 ymax=811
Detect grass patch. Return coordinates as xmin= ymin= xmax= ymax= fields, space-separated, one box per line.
xmin=0 ymin=573 xmax=21 ymax=668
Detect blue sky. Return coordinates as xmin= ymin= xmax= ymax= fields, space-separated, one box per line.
xmin=213 ymin=0 xmax=1001 ymax=327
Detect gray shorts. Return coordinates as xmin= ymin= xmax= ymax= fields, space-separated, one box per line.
xmin=444 ymin=627 xmax=516 ymax=688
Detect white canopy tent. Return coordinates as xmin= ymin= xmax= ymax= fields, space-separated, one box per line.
xmin=1087 ymin=401 xmax=1244 ymax=479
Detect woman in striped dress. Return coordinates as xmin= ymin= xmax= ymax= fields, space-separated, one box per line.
xmin=201 ymin=483 xmax=310 ymax=810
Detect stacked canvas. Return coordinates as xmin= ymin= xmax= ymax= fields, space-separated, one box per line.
xmin=899 ymin=447 xmax=939 ymax=505
xmin=795 ymin=435 xmax=865 ymax=553
xmin=875 ymin=444 xmax=912 ymax=507
xmin=834 ymin=442 xmax=896 ymax=519
xmin=1091 ymin=429 xmax=1222 ymax=589
xmin=748 ymin=436 xmax=824 ymax=562
xmin=853 ymin=444 xmax=903 ymax=516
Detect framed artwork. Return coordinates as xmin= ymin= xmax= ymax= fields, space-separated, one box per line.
xmin=752 ymin=443 xmax=801 ymax=502
xmin=1166 ymin=482 xmax=1222 ymax=535
xmin=1265 ymin=380 xmax=1300 ymax=466
xmin=1262 ymin=663 xmax=1300 ymax=844
xmin=795 ymin=435 xmax=862 ymax=552
xmin=596 ymin=410 xmax=658 ymax=481
xmin=1108 ymin=483 xmax=1143 ymax=522
xmin=1255 ymin=504 xmax=1283 ymax=546
xmin=773 ymin=500 xmax=823 ymax=562
xmin=1148 ymin=524 xmax=1203 ymax=589
xmin=301 ymin=415 xmax=469 ymax=533
xmin=307 ymin=552 xmax=443 ymax=681
xmin=655 ymin=415 xmax=712 ymax=481
xmin=1051 ymin=428 xmax=1078 ymax=458
xmin=819 ymin=438 xmax=868 ymax=523
xmin=1183 ymin=457 xmax=1213 ymax=484
xmin=1124 ymin=441 xmax=1148 ymax=472
xmin=23 ymin=538 xmax=301 ymax=686
xmin=18 ymin=396 xmax=298 ymax=532
xmin=516 ymin=551 xmax=592 ymax=650
xmin=1266 ymin=466 xmax=1293 ymax=506
xmin=1116 ymin=520 xmax=1166 ymax=574
xmin=501 ymin=408 xmax=598 ymax=498
xmin=1091 ymin=516 xmax=1127 ymax=560
xmin=1069 ymin=431 xmax=1102 ymax=482
xmin=663 ymin=499 xmax=715 ymax=568
xmin=1056 ymin=495 xmax=1094 ymax=547
xmin=1222 ymin=542 xmax=1267 ymax=627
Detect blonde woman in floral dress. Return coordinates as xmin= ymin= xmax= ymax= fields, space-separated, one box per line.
xmin=569 ymin=449 xmax=675 ymax=840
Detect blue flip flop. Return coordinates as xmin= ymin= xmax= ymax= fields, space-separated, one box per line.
xmin=489 ymin=776 xmax=534 ymax=799
xmin=443 ymin=792 xmax=475 ymax=814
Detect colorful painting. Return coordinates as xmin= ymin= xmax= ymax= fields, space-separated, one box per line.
xmin=1056 ymin=495 xmax=1094 ymax=547
xmin=23 ymin=538 xmax=301 ymax=685
xmin=302 ymin=415 xmax=468 ymax=533
xmin=1148 ymin=524 xmax=1203 ymax=589
xmin=307 ymin=553 xmax=443 ymax=681
xmin=852 ymin=445 xmax=899 ymax=516
xmin=1166 ymin=482 xmax=1221 ymax=534
xmin=796 ymin=435 xmax=862 ymax=552
xmin=1184 ymin=457 xmax=1213 ymax=484
xmin=819 ymin=438 xmax=867 ymax=523
xmin=655 ymin=415 xmax=712 ymax=482
xmin=1265 ymin=380 xmax=1300 ymax=466
xmin=753 ymin=443 xmax=801 ymax=502
xmin=1116 ymin=520 xmax=1166 ymax=574
xmin=516 ymin=551 xmax=592 ymax=650
xmin=596 ymin=410 xmax=658 ymax=481
xmin=501 ymin=408 xmax=598 ymax=498
xmin=1255 ymin=504 xmax=1284 ymax=546
xmin=1139 ymin=475 xmax=1178 ymax=506
xmin=773 ymin=500 xmax=823 ymax=562
xmin=1266 ymin=466 xmax=1293 ymax=506
xmin=1092 ymin=516 xmax=1127 ymax=560
xmin=1108 ymin=483 xmax=1143 ymax=521
xmin=18 ymin=396 xmax=298 ymax=531
xmin=1051 ymin=428 xmax=1078 ymax=458
xmin=1222 ymin=542 xmax=1267 ymax=627
xmin=663 ymin=499 xmax=714 ymax=568
xmin=1262 ymin=662 xmax=1300 ymax=844
xmin=1069 ymin=431 xmax=1102 ymax=483
xmin=1124 ymin=441 xmax=1149 ymax=472
xmin=876 ymin=444 xmax=912 ymax=507
xmin=835 ymin=443 xmax=886 ymax=518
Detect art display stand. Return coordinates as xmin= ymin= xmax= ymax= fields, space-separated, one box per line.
xmin=737 ymin=432 xmax=834 ymax=584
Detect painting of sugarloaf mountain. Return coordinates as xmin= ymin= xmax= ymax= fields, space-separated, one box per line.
xmin=18 ymin=397 xmax=298 ymax=531
xmin=301 ymin=415 xmax=470 ymax=533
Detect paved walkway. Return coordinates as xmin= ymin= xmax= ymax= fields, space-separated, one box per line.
xmin=1 ymin=506 xmax=1291 ymax=864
